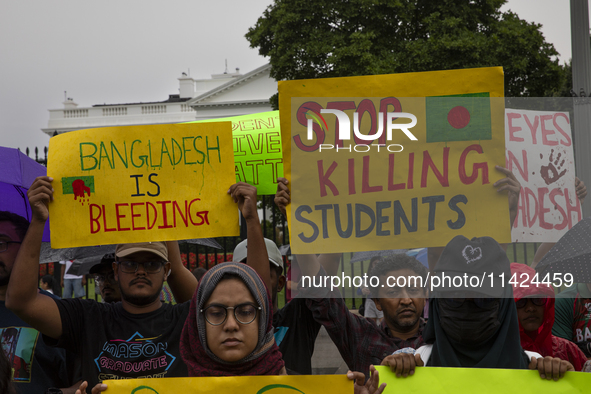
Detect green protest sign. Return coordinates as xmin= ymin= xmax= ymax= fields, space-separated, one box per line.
xmin=376 ymin=366 xmax=590 ymax=393
xmin=186 ymin=111 xmax=283 ymax=195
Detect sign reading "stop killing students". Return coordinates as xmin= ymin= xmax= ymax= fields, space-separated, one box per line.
xmin=279 ymin=67 xmax=509 ymax=254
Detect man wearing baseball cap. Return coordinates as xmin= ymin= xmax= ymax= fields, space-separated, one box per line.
xmin=88 ymin=254 xmax=120 ymax=304
xmin=10 ymin=238 xmax=196 ymax=390
xmin=233 ymin=238 xmax=322 ymax=375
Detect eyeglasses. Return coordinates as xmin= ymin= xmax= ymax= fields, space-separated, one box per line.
xmin=442 ymin=297 xmax=498 ymax=309
xmin=200 ymin=303 xmax=261 ymax=326
xmin=0 ymin=241 xmax=21 ymax=253
xmin=117 ymin=260 xmax=166 ymax=274
xmin=94 ymin=272 xmax=115 ymax=283
xmin=516 ymin=298 xmax=548 ymax=308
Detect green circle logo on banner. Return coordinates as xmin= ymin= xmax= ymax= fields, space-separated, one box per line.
xmin=256 ymin=384 xmax=306 ymax=394
xmin=130 ymin=386 xmax=160 ymax=394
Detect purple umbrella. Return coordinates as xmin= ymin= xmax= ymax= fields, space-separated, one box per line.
xmin=0 ymin=146 xmax=50 ymax=241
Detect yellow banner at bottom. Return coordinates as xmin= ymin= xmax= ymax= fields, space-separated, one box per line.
xmin=105 ymin=375 xmax=351 ymax=393
xmin=377 ymin=366 xmax=591 ymax=393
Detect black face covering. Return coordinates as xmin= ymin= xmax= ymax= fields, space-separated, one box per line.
xmin=425 ymin=236 xmax=531 ymax=368
xmin=438 ymin=299 xmax=501 ymax=345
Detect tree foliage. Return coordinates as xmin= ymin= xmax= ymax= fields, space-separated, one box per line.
xmin=246 ymin=0 xmax=566 ymax=101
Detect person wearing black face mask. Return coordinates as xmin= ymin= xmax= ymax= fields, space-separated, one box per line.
xmin=382 ymin=236 xmax=575 ymax=381
xmin=419 ymin=236 xmax=536 ymax=369
xmin=437 ymin=294 xmax=501 ymax=347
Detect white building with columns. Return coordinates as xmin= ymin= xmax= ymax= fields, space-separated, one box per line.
xmin=42 ymin=64 xmax=276 ymax=136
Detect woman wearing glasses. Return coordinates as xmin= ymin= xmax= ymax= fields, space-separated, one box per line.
xmin=178 ymin=183 xmax=384 ymax=394
xmin=511 ymin=263 xmax=588 ymax=371
xmin=178 ymin=182 xmax=287 ymax=375
xmin=180 ymin=261 xmax=286 ymax=375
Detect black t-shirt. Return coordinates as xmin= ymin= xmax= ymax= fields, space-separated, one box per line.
xmin=273 ymin=298 xmax=321 ymax=374
xmin=1 ymin=290 xmax=75 ymax=394
xmin=46 ymin=298 xmax=190 ymax=387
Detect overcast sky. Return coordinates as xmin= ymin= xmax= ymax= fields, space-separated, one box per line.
xmin=0 ymin=0 xmax=582 ymax=155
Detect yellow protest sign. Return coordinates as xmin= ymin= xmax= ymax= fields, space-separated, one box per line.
xmin=376 ymin=366 xmax=591 ymax=393
xmin=279 ymin=68 xmax=509 ymax=253
xmin=48 ymin=123 xmax=239 ymax=248
xmin=104 ymin=375 xmax=351 ymax=393
xmin=186 ymin=111 xmax=283 ymax=195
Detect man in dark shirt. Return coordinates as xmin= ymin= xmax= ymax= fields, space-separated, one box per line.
xmin=11 ymin=236 xmax=196 ymax=388
xmin=299 ymin=253 xmax=428 ymax=380
xmin=0 ymin=210 xmax=77 ymax=394
xmin=233 ymin=238 xmax=322 ymax=374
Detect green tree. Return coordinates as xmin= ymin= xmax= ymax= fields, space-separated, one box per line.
xmin=553 ymin=60 xmax=572 ymax=98
xmin=246 ymin=0 xmax=566 ymax=102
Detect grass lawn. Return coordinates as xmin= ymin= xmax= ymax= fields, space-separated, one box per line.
xmin=83 ymin=279 xmax=100 ymax=301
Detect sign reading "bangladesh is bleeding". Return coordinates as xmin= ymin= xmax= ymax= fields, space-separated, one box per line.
xmin=48 ymin=123 xmax=239 ymax=248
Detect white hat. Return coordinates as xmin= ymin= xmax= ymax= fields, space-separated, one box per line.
xmin=232 ymin=238 xmax=284 ymax=272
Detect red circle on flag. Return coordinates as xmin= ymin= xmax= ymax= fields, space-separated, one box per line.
xmin=447 ymin=106 xmax=470 ymax=129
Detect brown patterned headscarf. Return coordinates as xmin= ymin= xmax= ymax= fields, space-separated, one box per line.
xmin=180 ymin=262 xmax=284 ymax=376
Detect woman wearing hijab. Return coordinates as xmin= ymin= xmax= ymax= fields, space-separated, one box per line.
xmin=510 ymin=263 xmax=588 ymax=371
xmin=381 ymin=236 xmax=574 ymax=381
xmin=179 ymin=260 xmax=385 ymax=394
xmin=180 ymin=261 xmax=286 ymax=376
xmin=179 ymin=182 xmax=286 ymax=376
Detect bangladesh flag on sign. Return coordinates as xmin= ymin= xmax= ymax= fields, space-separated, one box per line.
xmin=426 ymin=92 xmax=491 ymax=143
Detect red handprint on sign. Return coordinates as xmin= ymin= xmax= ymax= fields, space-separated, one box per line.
xmin=72 ymin=179 xmax=91 ymax=206
xmin=540 ymin=149 xmax=567 ymax=186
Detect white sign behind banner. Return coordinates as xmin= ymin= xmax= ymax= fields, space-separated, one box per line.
xmin=505 ymin=108 xmax=581 ymax=242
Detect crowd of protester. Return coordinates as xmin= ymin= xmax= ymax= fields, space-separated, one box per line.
xmin=1 ymin=170 xmax=590 ymax=394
